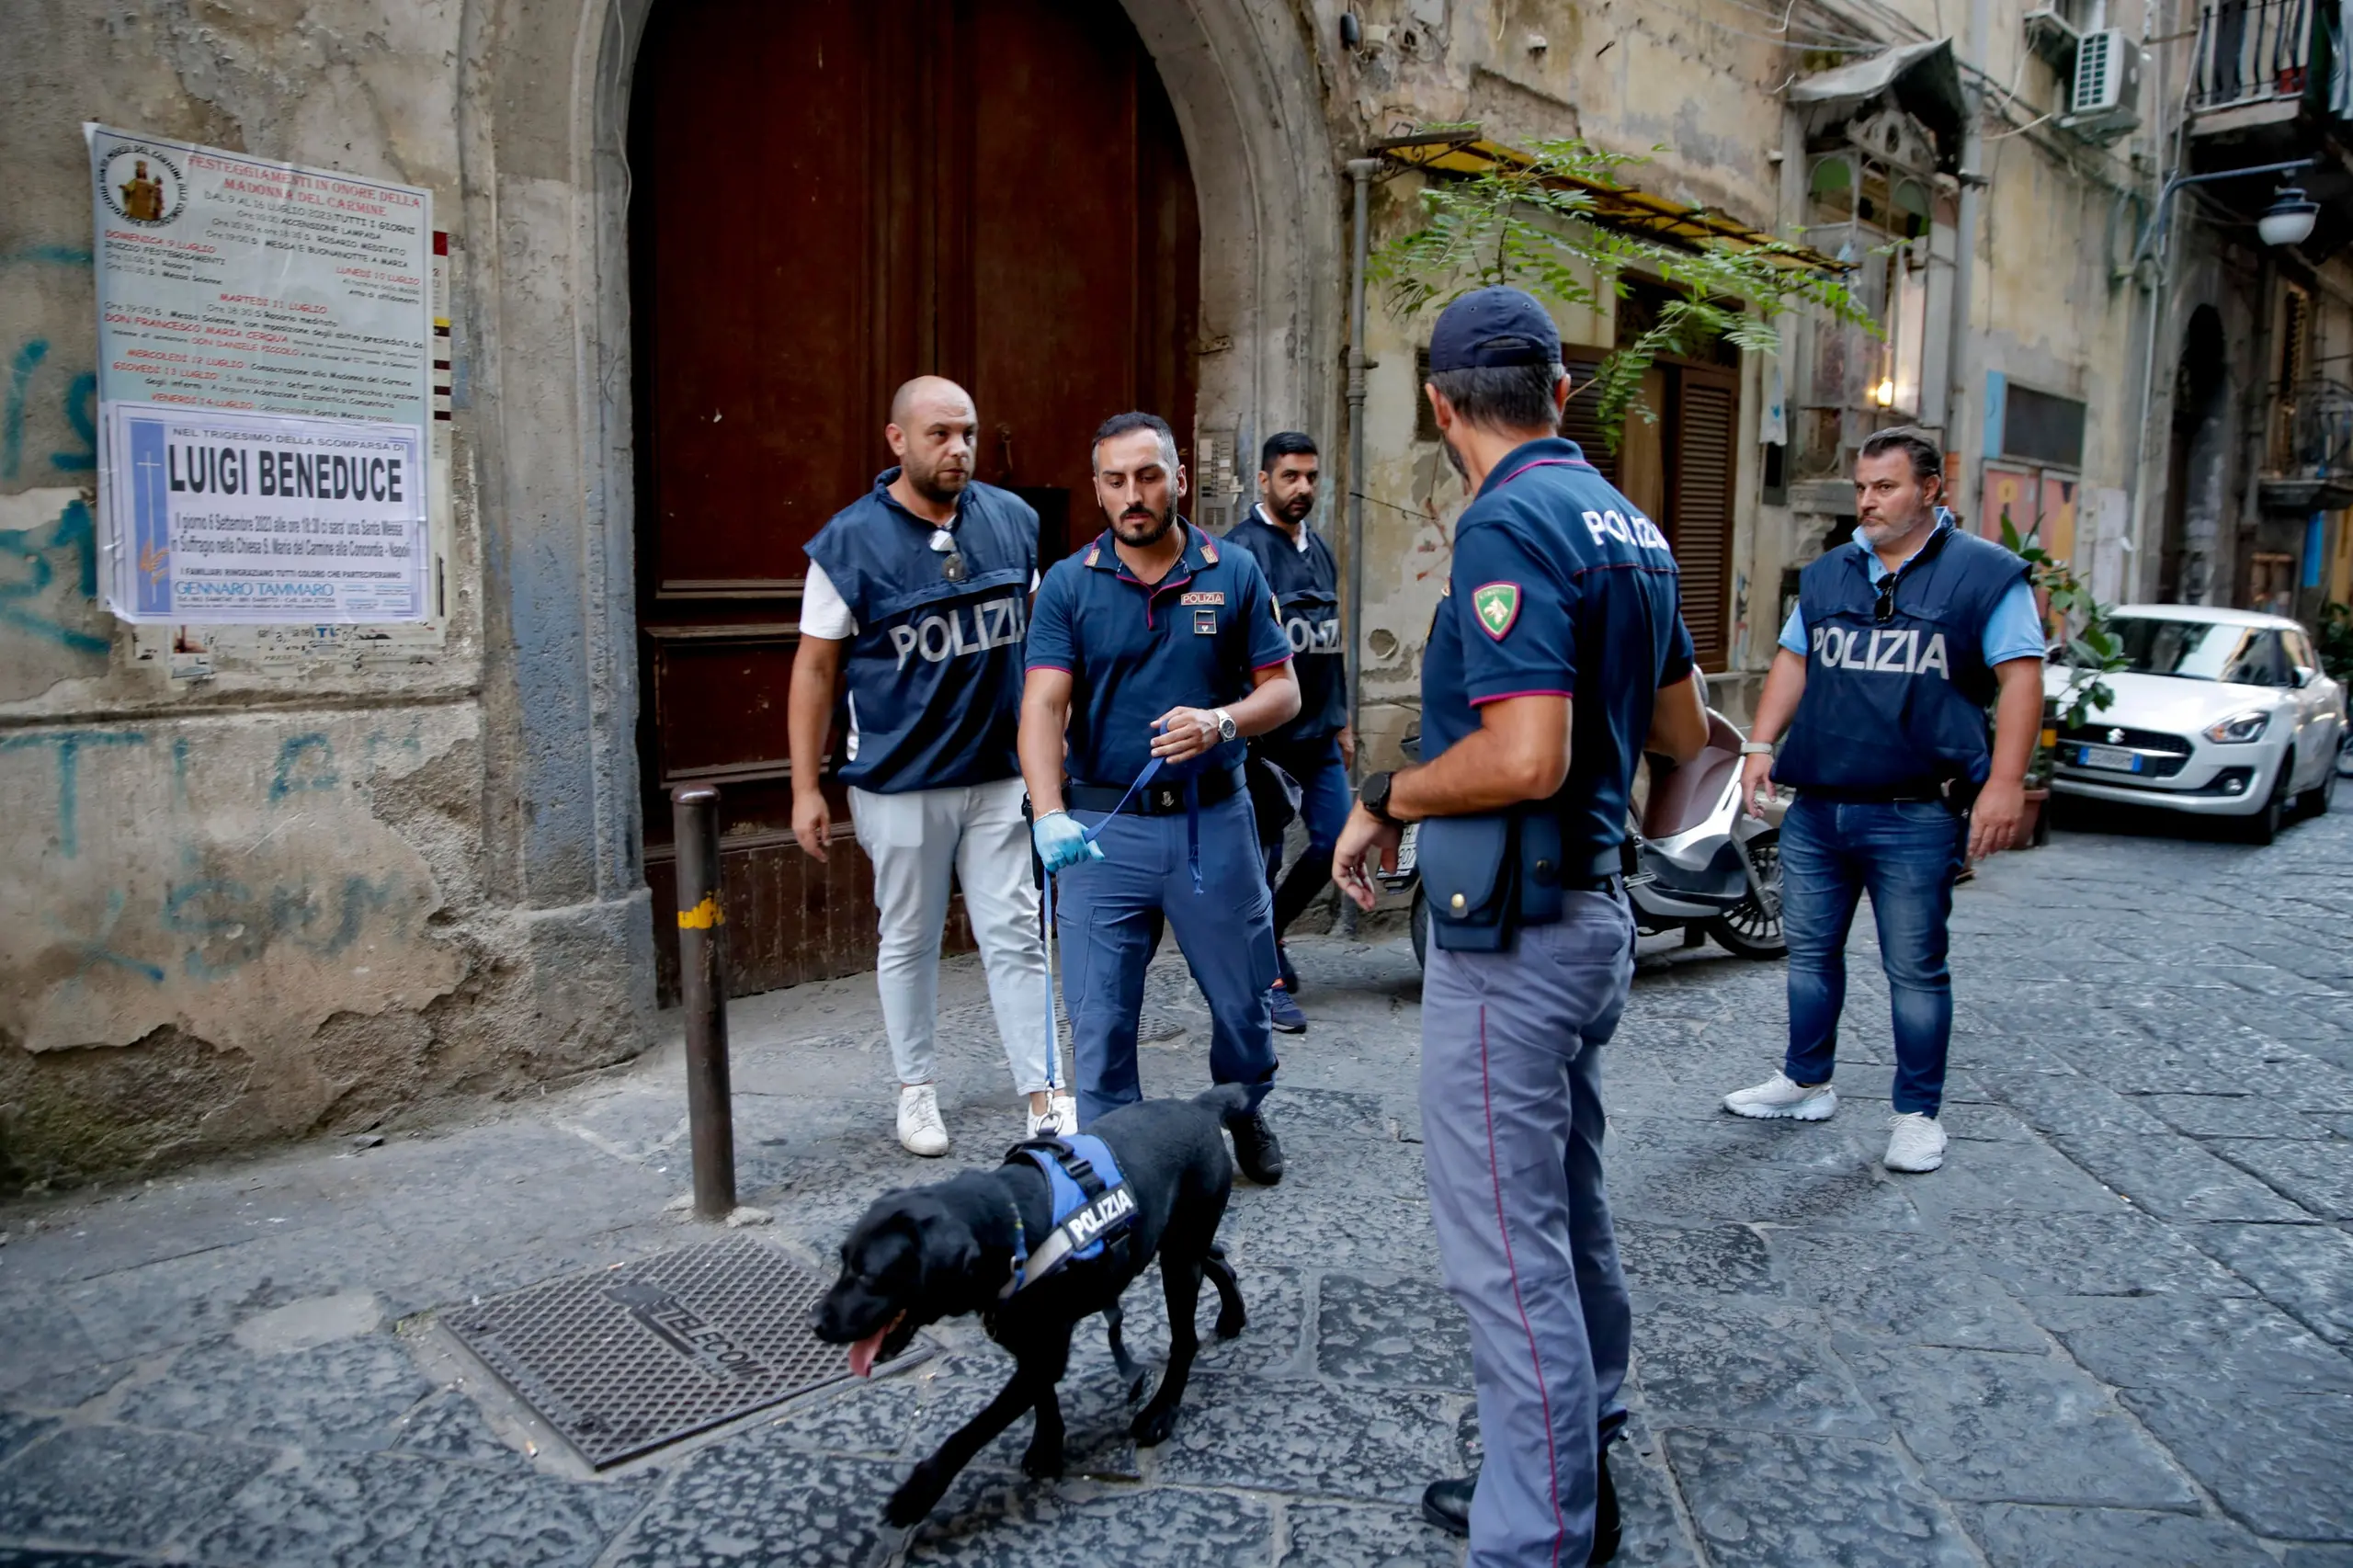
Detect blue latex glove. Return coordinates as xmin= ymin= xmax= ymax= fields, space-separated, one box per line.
xmin=1033 ymin=811 xmax=1105 ymax=874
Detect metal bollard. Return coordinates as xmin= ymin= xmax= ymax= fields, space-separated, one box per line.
xmin=670 ymin=784 xmax=736 ymax=1221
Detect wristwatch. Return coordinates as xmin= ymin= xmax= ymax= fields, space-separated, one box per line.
xmin=1359 ymin=769 xmax=1399 ymax=824
xmin=1212 ymin=708 xmax=1238 ymax=743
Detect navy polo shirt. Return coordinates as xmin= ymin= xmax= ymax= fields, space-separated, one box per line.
xmin=1421 ymin=437 xmax=1695 ymax=867
xmin=1026 ymin=519 xmax=1294 ymax=787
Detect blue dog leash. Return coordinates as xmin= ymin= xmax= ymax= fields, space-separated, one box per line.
xmin=1040 ymin=727 xmax=1208 ymax=1090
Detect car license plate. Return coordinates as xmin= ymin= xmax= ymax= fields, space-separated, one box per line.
xmin=2075 ymin=744 xmax=2142 ymax=773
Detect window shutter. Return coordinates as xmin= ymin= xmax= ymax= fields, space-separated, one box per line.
xmin=1669 ymin=371 xmax=1737 ymax=671
xmin=1562 ymin=361 xmax=1619 ymax=486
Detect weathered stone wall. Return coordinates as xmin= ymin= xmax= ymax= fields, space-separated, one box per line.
xmin=0 ymin=0 xmax=649 ymax=1187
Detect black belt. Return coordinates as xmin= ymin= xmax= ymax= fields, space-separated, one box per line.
xmin=1068 ymin=764 xmax=1244 ymax=816
xmin=1552 ymin=848 xmax=1625 ymax=894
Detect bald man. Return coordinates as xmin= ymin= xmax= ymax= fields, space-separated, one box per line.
xmin=790 ymin=378 xmax=1065 ymax=1155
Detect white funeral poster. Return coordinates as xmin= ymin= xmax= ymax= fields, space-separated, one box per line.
xmin=102 ymin=403 xmax=426 ymax=623
xmin=87 ymin=125 xmax=432 ymax=623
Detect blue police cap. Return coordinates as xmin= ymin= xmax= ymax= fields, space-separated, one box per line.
xmin=1428 ymin=286 xmax=1562 ymax=372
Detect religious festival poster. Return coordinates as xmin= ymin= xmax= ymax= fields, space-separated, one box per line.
xmin=86 ymin=125 xmax=433 ymax=622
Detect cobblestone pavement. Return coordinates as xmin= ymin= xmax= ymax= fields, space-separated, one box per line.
xmin=3 ymin=797 xmax=2350 ymax=1566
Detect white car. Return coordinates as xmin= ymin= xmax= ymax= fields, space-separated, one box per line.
xmin=2045 ymin=604 xmax=2346 ymax=843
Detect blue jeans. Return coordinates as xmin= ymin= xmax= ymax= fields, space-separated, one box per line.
xmin=1255 ymin=737 xmax=1352 ymax=937
xmin=1779 ymin=794 xmax=1965 ymax=1117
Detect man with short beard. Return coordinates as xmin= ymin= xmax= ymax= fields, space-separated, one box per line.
xmin=1019 ymin=412 xmax=1300 ymax=1184
xmin=1222 ymin=431 xmax=1353 ymax=1034
xmin=1722 ymin=427 xmax=2046 ymax=1175
xmin=790 ymin=376 xmax=1065 ymax=1158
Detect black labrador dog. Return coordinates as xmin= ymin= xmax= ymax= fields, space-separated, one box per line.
xmin=812 ymin=1085 xmax=1250 ymax=1526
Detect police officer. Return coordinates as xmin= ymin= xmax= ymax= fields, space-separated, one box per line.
xmin=1222 ymin=431 xmax=1353 ymax=1034
xmin=1722 ymin=427 xmax=2044 ymax=1176
xmin=789 ymin=376 xmax=1065 ymax=1158
xmin=1335 ymin=289 xmax=1709 ymax=1567
xmin=1020 ymin=411 xmax=1300 ymax=1185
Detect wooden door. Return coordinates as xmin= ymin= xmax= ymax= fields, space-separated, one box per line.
xmin=631 ymin=0 xmax=1200 ymax=1002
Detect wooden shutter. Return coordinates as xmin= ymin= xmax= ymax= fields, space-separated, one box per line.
xmin=1667 ymin=368 xmax=1737 ymax=671
xmin=1561 ymin=360 xmax=1619 ymax=486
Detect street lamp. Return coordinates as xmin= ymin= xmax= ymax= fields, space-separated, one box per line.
xmin=2132 ymin=158 xmax=2319 ymax=267
xmin=2257 ymin=185 xmax=2319 ymax=248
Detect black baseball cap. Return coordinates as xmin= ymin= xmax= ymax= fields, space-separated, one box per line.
xmin=1428 ymin=286 xmax=1562 ymax=371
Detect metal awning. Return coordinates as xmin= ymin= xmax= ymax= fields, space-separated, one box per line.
xmin=1373 ymin=131 xmax=1848 ymax=275
xmin=1787 ymin=38 xmax=1967 ymax=161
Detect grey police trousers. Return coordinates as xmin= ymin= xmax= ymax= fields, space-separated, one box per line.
xmin=1421 ymin=891 xmax=1636 ymax=1568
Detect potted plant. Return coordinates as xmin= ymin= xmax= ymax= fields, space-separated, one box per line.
xmin=2000 ymin=517 xmax=2126 ymax=845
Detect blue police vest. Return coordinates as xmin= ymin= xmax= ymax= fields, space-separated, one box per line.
xmin=803 ymin=474 xmax=1037 ymax=793
xmin=1224 ymin=512 xmax=1347 ymax=743
xmin=1774 ymin=522 xmax=2029 ymax=797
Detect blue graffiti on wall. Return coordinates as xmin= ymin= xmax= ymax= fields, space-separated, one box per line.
xmin=269 ymin=733 xmax=342 ymax=801
xmin=0 ymin=730 xmax=151 ymax=858
xmin=2 ymin=339 xmax=97 ymax=481
xmin=162 ymin=873 xmax=408 ymax=981
xmin=0 ymin=496 xmax=106 ymax=654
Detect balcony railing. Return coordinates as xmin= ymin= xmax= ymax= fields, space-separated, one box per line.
xmin=2260 ymin=377 xmax=2353 ymax=511
xmin=2189 ymin=0 xmax=2315 ymax=115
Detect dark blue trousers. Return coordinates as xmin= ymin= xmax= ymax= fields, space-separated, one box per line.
xmin=1056 ymin=791 xmax=1279 ymax=1127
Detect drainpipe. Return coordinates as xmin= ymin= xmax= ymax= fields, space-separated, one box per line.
xmin=1945 ymin=0 xmax=1990 ymax=506
xmin=2127 ymin=0 xmax=2177 ymax=602
xmin=1345 ymin=157 xmax=1378 ymax=776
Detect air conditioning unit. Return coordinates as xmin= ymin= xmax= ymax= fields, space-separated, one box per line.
xmin=2063 ymin=28 xmax=2142 ymax=141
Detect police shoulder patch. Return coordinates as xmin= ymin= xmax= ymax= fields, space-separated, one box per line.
xmin=1472 ymin=581 xmax=1520 ymax=640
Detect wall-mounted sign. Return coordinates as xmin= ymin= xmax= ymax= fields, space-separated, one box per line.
xmin=86 ymin=125 xmax=433 ymax=623
xmin=100 ymin=403 xmax=426 ymax=623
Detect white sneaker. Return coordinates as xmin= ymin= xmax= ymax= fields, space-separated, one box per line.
xmin=897 ymin=1084 xmax=949 ymax=1157
xmin=1722 ymin=1071 xmax=1838 ymax=1121
xmin=1029 ymin=1095 xmax=1078 ymax=1140
xmin=1883 ymin=1111 xmax=1947 ymax=1173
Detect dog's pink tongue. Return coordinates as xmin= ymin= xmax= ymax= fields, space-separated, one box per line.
xmin=848 ymin=1325 xmax=889 ymax=1380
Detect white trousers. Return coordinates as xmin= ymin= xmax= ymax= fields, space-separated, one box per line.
xmin=847 ymin=777 xmax=1052 ymax=1095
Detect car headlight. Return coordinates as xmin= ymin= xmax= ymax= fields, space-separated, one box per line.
xmin=2204 ymin=710 xmax=2270 ymax=744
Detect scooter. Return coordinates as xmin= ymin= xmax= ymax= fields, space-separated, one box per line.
xmin=1383 ymin=711 xmax=1785 ymax=968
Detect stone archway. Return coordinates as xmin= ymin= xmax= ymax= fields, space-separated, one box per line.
xmin=456 ymin=0 xmax=1339 ymax=1005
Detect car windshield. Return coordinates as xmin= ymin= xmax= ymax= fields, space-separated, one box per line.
xmin=2101 ymin=618 xmax=2280 ymax=683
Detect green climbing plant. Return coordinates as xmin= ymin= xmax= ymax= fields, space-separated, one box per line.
xmin=1999 ymin=515 xmax=2126 ymax=785
xmin=1370 ymin=131 xmax=1881 ymax=450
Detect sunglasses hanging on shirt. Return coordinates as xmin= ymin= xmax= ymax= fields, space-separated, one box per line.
xmin=1874 ymin=576 xmax=1900 ymax=625
xmin=928 ymin=527 xmax=967 ymax=583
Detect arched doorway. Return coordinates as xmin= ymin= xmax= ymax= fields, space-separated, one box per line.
xmin=627 ymin=0 xmax=1200 ymax=1001
xmin=2160 ymin=305 xmax=2229 ymax=605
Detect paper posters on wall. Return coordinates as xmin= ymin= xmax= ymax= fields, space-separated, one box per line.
xmin=86 ymin=125 xmax=433 ymax=624
xmin=101 ymin=403 xmax=426 ymax=623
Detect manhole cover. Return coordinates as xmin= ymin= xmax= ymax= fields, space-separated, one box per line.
xmin=442 ymin=1235 xmax=880 ymax=1468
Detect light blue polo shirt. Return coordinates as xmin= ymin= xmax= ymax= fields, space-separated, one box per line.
xmin=1779 ymin=520 xmax=2045 ymax=666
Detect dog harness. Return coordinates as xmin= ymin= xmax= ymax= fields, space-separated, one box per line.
xmin=997 ymin=1134 xmax=1138 ymax=1298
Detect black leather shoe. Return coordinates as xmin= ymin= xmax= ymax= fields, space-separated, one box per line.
xmin=1593 ymin=1443 xmax=1620 ymax=1564
xmin=1227 ymin=1108 xmax=1286 ymax=1185
xmin=1420 ymin=1474 xmax=1472 ymax=1538
xmin=1418 ymin=1449 xmax=1620 ymax=1563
